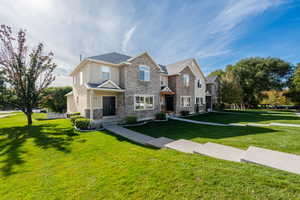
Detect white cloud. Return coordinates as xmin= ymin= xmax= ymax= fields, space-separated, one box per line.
xmin=121 ymin=25 xmax=137 ymax=52
xmin=212 ymin=0 xmax=284 ymax=34
xmin=0 ymin=0 xmax=288 ymax=83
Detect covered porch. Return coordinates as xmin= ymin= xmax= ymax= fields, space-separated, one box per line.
xmin=160 ymin=86 xmax=176 ymax=113
xmin=86 ymin=80 xmax=125 ymax=121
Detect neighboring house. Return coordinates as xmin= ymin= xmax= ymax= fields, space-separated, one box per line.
xmin=205 ymin=75 xmax=219 ymax=111
xmin=66 ymin=52 xmax=206 ymax=123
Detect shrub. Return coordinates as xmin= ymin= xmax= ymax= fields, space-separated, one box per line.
xmin=74 ymin=118 xmax=91 ymax=130
xmin=155 ymin=112 xmax=166 ymax=120
xmin=124 ymin=115 xmax=137 ymax=124
xmin=67 ymin=112 xmax=80 ymax=118
xmin=180 ymin=110 xmax=190 ymax=116
xmin=70 ymin=115 xmax=84 ymax=125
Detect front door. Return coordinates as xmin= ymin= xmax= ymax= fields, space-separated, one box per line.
xmin=103 ymin=96 xmax=116 ymax=116
xmin=165 ymin=95 xmax=174 ymax=111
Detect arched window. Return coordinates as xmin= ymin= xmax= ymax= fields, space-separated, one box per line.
xmin=183 ymin=74 xmax=189 ymax=87
xmin=139 ymin=66 xmax=150 ymax=81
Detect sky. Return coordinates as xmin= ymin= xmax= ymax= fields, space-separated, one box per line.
xmin=1 ymin=0 xmax=300 ymax=86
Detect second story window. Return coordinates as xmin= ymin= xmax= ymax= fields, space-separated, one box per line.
xmin=102 ymin=66 xmax=110 ymax=80
xmin=139 ymin=66 xmax=150 ymax=81
xmin=197 ymin=79 xmax=202 ymax=88
xmin=183 ymin=74 xmax=189 ymax=87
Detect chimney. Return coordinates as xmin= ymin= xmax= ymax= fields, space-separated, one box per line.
xmin=80 ymin=54 xmax=82 ymax=61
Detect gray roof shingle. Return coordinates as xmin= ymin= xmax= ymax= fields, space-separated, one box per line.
xmin=159 ymin=64 xmax=168 ymax=74
xmin=87 ymin=52 xmax=168 ymax=74
xmin=88 ymin=52 xmax=132 ymax=64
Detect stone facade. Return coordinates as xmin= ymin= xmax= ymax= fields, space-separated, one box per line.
xmin=168 ymin=67 xmax=195 ymax=115
xmin=84 ymin=108 xmax=103 ymax=120
xmin=122 ymin=54 xmax=161 ymax=120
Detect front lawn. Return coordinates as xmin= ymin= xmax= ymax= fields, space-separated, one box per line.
xmin=186 ymin=110 xmax=300 ymax=125
xmin=1 ymin=113 xmax=300 ymax=199
xmin=129 ymin=120 xmax=300 ymax=155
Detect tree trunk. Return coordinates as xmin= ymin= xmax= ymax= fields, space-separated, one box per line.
xmin=26 ymin=113 xmax=32 ymax=126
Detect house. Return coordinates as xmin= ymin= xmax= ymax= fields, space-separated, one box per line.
xmin=66 ymin=52 xmax=206 ymax=123
xmin=205 ymin=75 xmax=219 ymax=111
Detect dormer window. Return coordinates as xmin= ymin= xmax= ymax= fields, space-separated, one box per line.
xmin=197 ymin=79 xmax=202 ymax=88
xmin=102 ymin=66 xmax=110 ymax=80
xmin=183 ymin=74 xmax=189 ymax=87
xmin=139 ymin=66 xmax=150 ymax=81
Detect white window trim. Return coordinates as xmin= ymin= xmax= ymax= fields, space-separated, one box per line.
xmin=181 ymin=96 xmax=192 ymax=108
xmin=134 ymin=94 xmax=155 ymax=111
xmin=139 ymin=66 xmax=150 ymax=81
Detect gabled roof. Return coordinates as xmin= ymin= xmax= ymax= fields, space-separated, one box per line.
xmin=86 ymin=80 xmax=125 ymax=92
xmin=206 ymin=75 xmax=218 ymax=84
xmin=166 ymin=58 xmax=194 ymax=75
xmin=87 ymin=52 xmax=132 ymax=64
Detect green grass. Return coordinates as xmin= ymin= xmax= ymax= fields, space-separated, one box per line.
xmin=186 ymin=110 xmax=300 ymax=125
xmin=1 ymin=113 xmax=300 ymax=199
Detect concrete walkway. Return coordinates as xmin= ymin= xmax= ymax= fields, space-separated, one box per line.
xmin=105 ymin=125 xmax=300 ymax=175
xmin=241 ymin=146 xmax=300 ymax=175
xmin=165 ymin=139 xmax=203 ymax=153
xmin=169 ymin=116 xmax=232 ymax=127
xmin=105 ymin=125 xmax=155 ymax=145
xmin=194 ymin=142 xmax=246 ymax=162
xmin=171 ymin=116 xmax=300 ymax=128
xmin=0 ymin=114 xmax=16 ymax=118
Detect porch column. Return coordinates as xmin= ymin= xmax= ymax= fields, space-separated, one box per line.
xmin=90 ymin=90 xmax=94 ymax=120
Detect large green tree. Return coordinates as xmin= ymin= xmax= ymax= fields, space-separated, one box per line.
xmin=0 ymin=25 xmax=56 ymax=125
xmin=285 ymin=63 xmax=300 ymax=104
xmin=40 ymin=86 xmax=72 ymax=113
xmin=232 ymin=57 xmax=292 ymax=107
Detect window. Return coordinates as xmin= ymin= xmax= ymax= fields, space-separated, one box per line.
xmin=200 ymin=97 xmax=203 ymax=105
xmin=160 ymin=76 xmax=164 ymax=86
xmin=102 ymin=66 xmax=110 ymax=80
xmin=76 ymin=96 xmax=79 ymax=104
xmin=181 ymin=96 xmax=191 ymax=107
xmin=197 ymin=79 xmax=202 ymax=88
xmin=183 ymin=74 xmax=189 ymax=87
xmin=79 ymin=71 xmax=83 ymax=85
xmin=139 ymin=66 xmax=150 ymax=81
xmin=135 ymin=95 xmax=154 ymax=110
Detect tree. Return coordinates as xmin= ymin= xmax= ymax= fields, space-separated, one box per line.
xmin=0 ymin=25 xmax=56 ymax=125
xmin=208 ymin=69 xmax=225 ymax=78
xmin=261 ymin=90 xmax=292 ymax=107
xmin=40 ymin=87 xmax=72 ymax=113
xmin=218 ymin=69 xmax=244 ymax=108
xmin=232 ymin=57 xmax=292 ymax=107
xmin=285 ymin=63 xmax=300 ymax=104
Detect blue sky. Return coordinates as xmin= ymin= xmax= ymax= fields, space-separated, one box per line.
xmin=1 ymin=0 xmax=299 ymax=86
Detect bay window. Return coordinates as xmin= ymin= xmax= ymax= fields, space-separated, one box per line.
xmin=135 ymin=95 xmax=154 ymax=110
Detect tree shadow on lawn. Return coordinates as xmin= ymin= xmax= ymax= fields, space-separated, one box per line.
xmin=187 ymin=112 xmax=300 ymax=124
xmin=0 ymin=123 xmax=77 ymax=177
xmin=128 ymin=120 xmax=277 ymax=141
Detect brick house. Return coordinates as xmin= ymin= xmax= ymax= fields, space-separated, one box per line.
xmin=66 ymin=52 xmax=206 ymax=123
